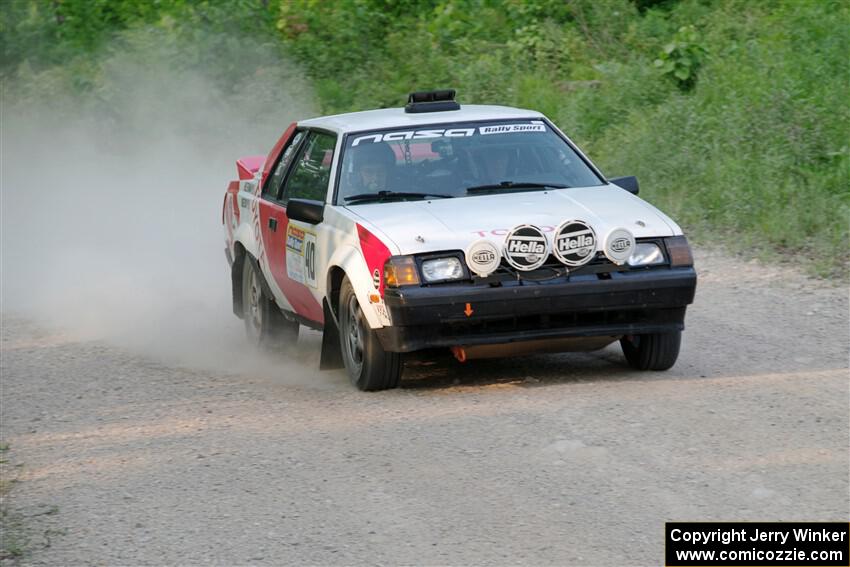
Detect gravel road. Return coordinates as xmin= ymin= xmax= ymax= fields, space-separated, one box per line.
xmin=1 ymin=248 xmax=848 ymax=566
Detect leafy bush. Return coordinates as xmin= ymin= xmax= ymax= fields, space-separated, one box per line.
xmin=653 ymin=25 xmax=707 ymax=90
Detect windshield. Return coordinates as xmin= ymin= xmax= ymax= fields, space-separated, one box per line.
xmin=336 ymin=119 xmax=604 ymax=204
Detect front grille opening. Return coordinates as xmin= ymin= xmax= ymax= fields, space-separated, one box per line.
xmin=498 ymin=250 xmax=613 ymax=272
xmin=436 ymin=308 xmax=659 ymax=338
xmin=481 ymin=251 xmax=616 ymax=284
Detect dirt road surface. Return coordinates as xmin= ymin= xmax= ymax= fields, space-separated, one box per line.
xmin=1 ymin=249 xmax=848 ymax=565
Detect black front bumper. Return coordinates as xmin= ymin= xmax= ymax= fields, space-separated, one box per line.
xmin=376 ymin=267 xmax=697 ymax=352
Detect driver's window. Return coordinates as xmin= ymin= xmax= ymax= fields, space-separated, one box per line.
xmin=281 ymin=132 xmax=337 ymax=204
xmin=263 ymin=130 xmax=307 ymax=200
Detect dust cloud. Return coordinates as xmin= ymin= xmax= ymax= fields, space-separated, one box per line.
xmin=1 ymin=38 xmax=322 ymax=378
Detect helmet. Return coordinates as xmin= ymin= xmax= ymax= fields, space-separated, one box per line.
xmin=468 ymin=143 xmax=516 ymax=181
xmin=349 ymin=142 xmax=396 ymax=170
xmin=345 ymin=142 xmax=396 ymax=193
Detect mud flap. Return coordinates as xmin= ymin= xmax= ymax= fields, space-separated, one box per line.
xmin=231 ymin=251 xmax=245 ymax=318
xmin=319 ymin=298 xmax=344 ymax=370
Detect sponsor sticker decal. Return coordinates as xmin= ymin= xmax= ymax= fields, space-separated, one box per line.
xmin=351 ymin=123 xmax=546 ymax=146
xmin=373 ymin=302 xmax=391 ymax=326
xmin=503 ymin=225 xmax=549 ymax=271
xmin=372 ymin=269 xmax=381 ymax=288
xmin=352 ymin=129 xmax=475 ymax=146
xmin=239 ymin=179 xmax=259 ymax=196
xmin=285 ymin=224 xmax=318 ymax=288
xmin=465 ymin=239 xmax=501 ymax=277
xmin=604 ymin=228 xmax=635 ymax=265
xmin=286 ymin=247 xmax=304 ymax=284
xmin=553 ymin=220 xmax=597 ymax=267
xmin=479 ymin=123 xmax=546 ymax=135
xmin=286 ymin=225 xmax=305 ymax=254
xmin=250 ymin=194 xmax=266 ymax=268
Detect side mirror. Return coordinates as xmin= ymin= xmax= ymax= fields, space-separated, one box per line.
xmin=610 ymin=176 xmax=639 ymax=195
xmin=287 ymin=198 xmax=324 ymax=224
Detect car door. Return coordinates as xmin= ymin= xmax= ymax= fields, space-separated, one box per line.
xmin=265 ymin=130 xmax=337 ymax=325
xmin=256 ymin=128 xmax=308 ymax=315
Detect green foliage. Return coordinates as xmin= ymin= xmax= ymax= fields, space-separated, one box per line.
xmin=2 ymin=0 xmax=848 ymax=275
xmin=1 ymin=0 xmax=277 ymax=81
xmin=595 ymin=0 xmax=850 ymax=275
xmin=270 ymin=0 xmax=848 ymax=275
xmin=653 ymin=25 xmax=707 ymax=90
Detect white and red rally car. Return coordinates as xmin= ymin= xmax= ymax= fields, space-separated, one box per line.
xmin=222 ymin=90 xmax=696 ymax=390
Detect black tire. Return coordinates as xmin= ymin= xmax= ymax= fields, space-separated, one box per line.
xmin=242 ymin=258 xmax=299 ymax=350
xmin=620 ymin=330 xmax=681 ymax=371
xmin=338 ymin=277 xmax=402 ymax=391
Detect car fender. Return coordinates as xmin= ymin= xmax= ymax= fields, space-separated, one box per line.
xmin=640 ymin=200 xmax=683 ymax=235
xmin=233 ymin=221 xmax=260 ymax=261
xmin=327 ymin=244 xmax=389 ymax=330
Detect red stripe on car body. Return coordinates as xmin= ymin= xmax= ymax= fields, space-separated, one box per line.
xmin=357 ymin=223 xmax=392 ymax=296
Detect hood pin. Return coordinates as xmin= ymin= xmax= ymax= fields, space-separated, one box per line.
xmin=415 ymin=235 xmax=425 ymax=243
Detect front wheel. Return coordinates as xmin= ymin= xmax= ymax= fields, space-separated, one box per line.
xmin=338 ymin=277 xmax=402 ymax=391
xmin=620 ymin=330 xmax=681 ymax=371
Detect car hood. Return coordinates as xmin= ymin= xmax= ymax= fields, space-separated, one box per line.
xmin=345 ymin=184 xmax=682 ymax=255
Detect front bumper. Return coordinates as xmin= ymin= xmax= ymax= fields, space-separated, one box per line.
xmin=376 ymin=267 xmax=697 ymax=352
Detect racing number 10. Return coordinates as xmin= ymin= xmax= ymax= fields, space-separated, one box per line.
xmin=304 ymin=235 xmax=317 ymax=288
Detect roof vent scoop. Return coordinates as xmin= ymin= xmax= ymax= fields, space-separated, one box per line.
xmin=405 ymin=89 xmax=460 ymax=113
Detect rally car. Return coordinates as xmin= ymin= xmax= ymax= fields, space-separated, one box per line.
xmin=222 ymin=90 xmax=696 ymax=390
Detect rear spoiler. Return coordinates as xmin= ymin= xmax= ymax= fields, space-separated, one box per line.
xmin=236 ymin=155 xmax=266 ymax=180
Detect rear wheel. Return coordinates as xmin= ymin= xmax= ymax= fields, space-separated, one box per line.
xmin=339 ymin=277 xmax=402 ymax=391
xmin=620 ymin=330 xmax=681 ymax=371
xmin=242 ymin=258 xmax=298 ymax=349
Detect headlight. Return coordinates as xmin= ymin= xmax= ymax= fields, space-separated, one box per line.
xmin=421 ymin=257 xmax=464 ymax=282
xmin=627 ymin=243 xmax=665 ymax=266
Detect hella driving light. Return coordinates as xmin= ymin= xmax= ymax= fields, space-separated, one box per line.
xmin=627 ymin=243 xmax=665 ymax=267
xmin=421 ymin=257 xmax=464 ymax=282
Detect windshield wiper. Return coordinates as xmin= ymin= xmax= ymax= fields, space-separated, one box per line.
xmin=344 ymin=190 xmax=454 ymax=204
xmin=465 ymin=181 xmax=569 ymax=194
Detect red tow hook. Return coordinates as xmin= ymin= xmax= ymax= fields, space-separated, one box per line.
xmin=450 ymin=346 xmax=467 ymax=363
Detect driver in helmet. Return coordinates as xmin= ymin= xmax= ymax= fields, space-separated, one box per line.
xmin=477 ymin=145 xmax=513 ymax=183
xmin=350 ymin=142 xmax=396 ymax=193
